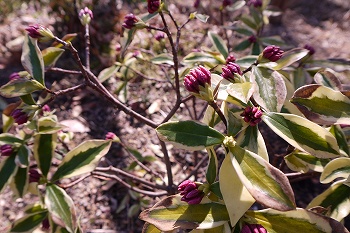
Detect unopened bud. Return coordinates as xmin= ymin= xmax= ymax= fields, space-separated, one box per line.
xmin=241 ymin=224 xmax=267 ymax=233
xmin=223 ymin=0 xmax=233 ymax=7
xmin=241 ymin=106 xmax=263 ymax=126
xmin=184 ymin=66 xmax=211 ymax=94
xmin=226 ymin=54 xmax=236 ymax=64
xmin=0 ymin=144 xmax=13 ymax=157
xmin=25 ymin=25 xmax=54 ymax=41
xmin=29 ymin=169 xmax=41 ymax=183
xmin=246 ymin=0 xmax=262 ymax=8
xmin=9 ymin=72 xmax=21 ymax=81
xmin=123 ymin=13 xmax=145 ymax=29
xmin=262 ymin=45 xmax=284 ymax=62
xmin=304 ymin=44 xmax=315 ymax=55
xmin=221 ymin=62 xmax=242 ymax=82
xmin=248 ymin=35 xmax=257 ymax=43
xmin=178 ymin=180 xmax=205 ymax=205
xmin=148 ymin=0 xmax=161 ymax=14
xmin=79 ymin=7 xmax=93 ymax=26
xmin=10 ymin=109 xmax=29 ymax=125
xmin=155 ymin=32 xmax=165 ymax=41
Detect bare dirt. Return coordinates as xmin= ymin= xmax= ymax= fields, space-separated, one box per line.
xmin=0 ymin=1 xmax=349 ymax=232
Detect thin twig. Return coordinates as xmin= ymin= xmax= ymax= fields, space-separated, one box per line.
xmin=84 ymin=24 xmax=90 ymax=70
xmin=58 ymin=174 xmax=91 ymax=189
xmin=183 ymin=154 xmax=209 ymax=182
xmin=48 ymin=67 xmax=82 ymax=75
xmin=159 ymin=139 xmax=175 ymax=194
xmin=208 ymin=100 xmax=227 ymax=128
xmin=92 ymin=171 xmax=168 ymax=197
xmin=94 ymin=166 xmax=166 ymax=190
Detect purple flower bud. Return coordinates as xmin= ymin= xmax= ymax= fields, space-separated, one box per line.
xmin=248 ymin=35 xmax=257 ymax=43
xmin=304 ymin=44 xmax=315 ymax=55
xmin=246 ymin=0 xmax=262 ymax=7
xmin=148 ymin=0 xmax=161 ymax=14
xmin=42 ymin=218 xmax=50 ymax=230
xmin=122 ymin=13 xmax=139 ymax=29
xmin=178 ymin=180 xmax=204 ymax=205
xmin=262 ymin=45 xmax=284 ymax=62
xmin=240 ymin=106 xmax=262 ymax=126
xmin=42 ymin=105 xmax=51 ymax=112
xmin=223 ymin=0 xmax=233 ymax=7
xmin=155 ymin=32 xmax=165 ymax=41
xmin=10 ymin=109 xmax=29 ymax=125
xmin=25 ymin=25 xmax=54 ymax=40
xmin=193 ymin=0 xmax=201 ymax=8
xmin=29 ymin=169 xmax=41 ymax=183
xmin=226 ymin=54 xmax=236 ymax=64
xmin=0 ymin=144 xmax=13 ymax=157
xmin=9 ymin=72 xmax=21 ymax=81
xmin=183 ymin=66 xmax=211 ymax=94
xmin=79 ymin=7 xmax=93 ymax=19
xmin=79 ymin=7 xmax=93 ymax=25
xmin=221 ymin=62 xmax=242 ymax=82
xmin=241 ymin=224 xmax=267 ymax=233
xmin=105 ymin=132 xmax=117 ymax=140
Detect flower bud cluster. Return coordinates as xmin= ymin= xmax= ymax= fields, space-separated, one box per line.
xmin=241 ymin=106 xmax=263 ymax=126
xmin=262 ymin=45 xmax=284 ymax=62
xmin=155 ymin=32 xmax=165 ymax=41
xmin=178 ymin=180 xmax=204 ymax=205
xmin=183 ymin=66 xmax=211 ymax=94
xmin=123 ymin=14 xmax=139 ymax=29
xmin=148 ymin=0 xmax=161 ymax=14
xmin=25 ymin=25 xmax=54 ymax=41
xmin=304 ymin=44 xmax=315 ymax=55
xmin=248 ymin=35 xmax=257 ymax=43
xmin=246 ymin=0 xmax=262 ymax=7
xmin=241 ymin=224 xmax=267 ymax=233
xmin=0 ymin=144 xmax=13 ymax=157
xmin=10 ymin=109 xmax=29 ymax=125
xmin=29 ymin=169 xmax=41 ymax=183
xmin=79 ymin=7 xmax=93 ymax=26
xmin=221 ymin=62 xmax=242 ymax=82
xmin=226 ymin=54 xmax=236 ymax=64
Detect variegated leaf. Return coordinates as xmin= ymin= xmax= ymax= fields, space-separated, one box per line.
xmin=42 ymin=47 xmax=65 ymax=67
xmin=320 ymin=158 xmax=350 ymax=183
xmin=291 ymin=84 xmax=350 ymax=125
xmin=251 ymin=66 xmax=287 ymax=112
xmin=139 ymin=195 xmax=229 ymax=231
xmin=272 ymin=48 xmax=309 ymax=70
xmin=219 ymin=155 xmax=255 ymax=226
xmin=21 ymin=35 xmax=45 ymax=85
xmin=0 ymin=78 xmax=45 ymax=98
xmin=51 ymin=140 xmax=111 ymax=181
xmin=0 ymin=155 xmax=18 ymax=193
xmin=10 ymin=211 xmax=48 ymax=233
xmin=208 ymin=31 xmax=228 ymax=58
xmin=284 ymin=151 xmax=329 ymax=173
xmin=156 ymin=121 xmax=225 ymax=151
xmin=228 ymin=146 xmax=296 ymax=211
xmin=262 ymin=112 xmax=340 ymax=158
xmin=34 ymin=133 xmax=57 ymax=177
xmin=245 ymin=208 xmax=349 ymax=233
xmin=307 ymin=180 xmax=350 ymax=222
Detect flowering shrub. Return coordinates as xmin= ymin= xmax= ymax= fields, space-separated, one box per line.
xmin=0 ymin=1 xmax=350 ymax=233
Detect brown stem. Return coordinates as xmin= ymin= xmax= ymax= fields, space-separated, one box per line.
xmin=84 ymin=24 xmax=90 ymax=70
xmin=94 ymin=166 xmax=166 ymax=190
xmin=48 ymin=67 xmax=82 ymax=75
xmin=208 ymin=100 xmax=227 ymax=128
xmin=159 ymin=139 xmax=175 ymax=194
xmin=58 ymin=174 xmax=91 ymax=189
xmin=242 ymin=61 xmax=259 ymax=75
xmin=92 ymin=171 xmax=167 ymax=197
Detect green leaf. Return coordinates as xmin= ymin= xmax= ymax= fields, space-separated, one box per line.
xmin=97 ymin=64 xmax=119 ymax=83
xmin=245 ymin=208 xmax=349 ymax=233
xmin=156 ymin=121 xmax=225 ymax=151
xmin=0 ymin=155 xmax=17 ymax=193
xmin=34 ymin=133 xmax=57 ymax=177
xmin=262 ymin=112 xmax=340 ymax=158
xmin=313 ymin=68 xmax=342 ymax=90
xmin=0 ymin=133 xmax=23 ymax=144
xmin=329 ymin=125 xmax=349 ymax=156
xmin=0 ymin=78 xmax=45 ymax=98
xmin=195 ymin=13 xmax=210 ymax=23
xmin=308 ymin=180 xmax=350 ymax=222
xmin=234 ymin=39 xmax=251 ymax=51
xmin=206 ymin=147 xmax=218 ymax=184
xmin=251 ymin=66 xmax=287 ymax=112
xmin=240 ymin=15 xmax=258 ymax=30
xmin=139 ymin=195 xmax=229 ymax=231
xmin=51 ymin=140 xmax=111 ymax=181
xmin=208 ymin=31 xmax=228 ymax=58
xmin=150 ymin=53 xmax=174 ymax=66
xmin=291 ymin=84 xmax=350 ymax=125
xmin=226 ymin=0 xmax=246 ymax=11
xmin=251 ymin=42 xmax=260 ymax=55
xmin=42 ymin=47 xmax=65 ymax=67
xmin=219 ymin=155 xmax=255 ymax=226
xmin=272 ymin=48 xmax=309 ymax=70
xmin=222 ymin=103 xmax=243 ymax=137
xmin=37 ymin=117 xmax=64 ymax=134
xmin=10 ymin=211 xmax=48 ymax=233
xmin=10 ymin=166 xmax=29 ymax=198
xmin=16 ymin=145 xmax=30 ymax=168
xmin=21 ymin=35 xmax=45 ymax=85
xmin=235 ymin=55 xmax=258 ymax=68
xmin=320 ymin=158 xmax=350 ymax=183
xmin=20 ymin=94 xmax=36 ymax=105
xmin=284 ymin=151 xmax=329 ymax=173
xmin=183 ymin=52 xmax=221 ymax=64
xmin=45 ymin=184 xmax=76 ymax=233
xmin=226 ymin=82 xmax=254 ymax=105
xmin=228 ymin=146 xmax=296 ymax=210
xmin=307 ymin=59 xmax=350 ymax=72
xmin=142 ymin=223 xmax=162 ymax=233
xmin=236 ymin=126 xmax=269 ymax=161
xmin=260 ymin=36 xmax=287 ymax=47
